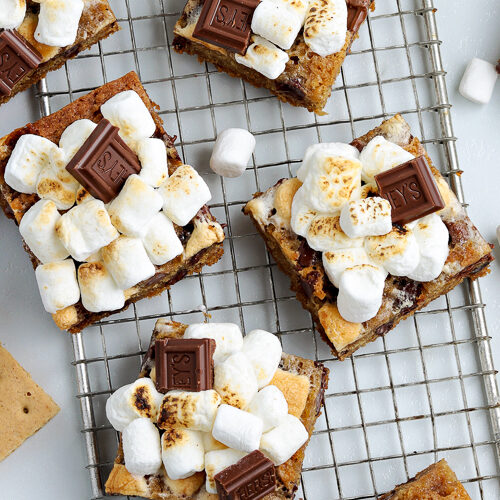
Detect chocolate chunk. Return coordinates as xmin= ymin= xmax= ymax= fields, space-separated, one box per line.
xmin=193 ymin=0 xmax=260 ymax=54
xmin=66 ymin=119 xmax=141 ymax=203
xmin=155 ymin=338 xmax=216 ymax=393
xmin=214 ymin=450 xmax=276 ymax=500
xmin=374 ymin=156 xmax=445 ymax=225
xmin=0 ymin=30 xmax=42 ymax=96
xmin=346 ymin=0 xmax=371 ymax=34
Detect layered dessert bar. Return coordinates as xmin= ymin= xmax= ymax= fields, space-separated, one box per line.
xmin=0 ymin=0 xmax=118 ymax=105
xmin=0 ymin=72 xmax=225 ymax=333
xmin=244 ymin=115 xmax=493 ymax=359
xmin=105 ymin=319 xmax=329 ymax=499
xmin=173 ymin=0 xmax=373 ymax=113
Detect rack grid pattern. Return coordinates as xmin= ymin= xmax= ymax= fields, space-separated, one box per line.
xmin=36 ymin=1 xmax=500 ymax=498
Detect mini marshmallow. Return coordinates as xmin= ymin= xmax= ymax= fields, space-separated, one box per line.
xmin=4 ymin=134 xmax=57 ymax=194
xmin=19 ymin=199 xmax=69 ymax=264
xmin=459 ymin=58 xmax=498 ymax=104
xmin=107 ymin=174 xmax=163 ymax=237
xmin=203 ymin=433 xmax=227 ymax=453
xmin=235 ymin=35 xmax=289 ymax=80
xmin=210 ymin=128 xmax=256 ymax=178
xmin=339 ymin=197 xmax=392 ymax=239
xmin=35 ymin=0 xmax=84 ymax=47
xmin=55 ymin=199 xmax=119 ymax=262
xmin=59 ymin=119 xmax=97 ymax=160
xmin=0 ymin=0 xmax=26 ymax=29
xmin=141 ymin=212 xmax=183 ymax=266
xmin=304 ymin=0 xmax=347 ymax=57
xmin=496 ymin=225 xmax=500 ymax=247
xmin=307 ymin=215 xmax=364 ymax=252
xmin=161 ymin=428 xmax=205 ymax=480
xmin=35 ymin=259 xmax=80 ymax=314
xmin=212 ymin=404 xmax=263 ymax=453
xmin=159 ymin=165 xmax=211 ymax=227
xmin=247 ymin=385 xmax=288 ymax=432
xmin=290 ymin=188 xmax=319 ymax=238
xmin=122 ymin=418 xmax=162 ymax=476
xmin=242 ymin=329 xmax=282 ymax=389
xmin=78 ymin=262 xmax=125 ymax=313
xmin=214 ymin=352 xmax=258 ymax=409
xmin=135 ymin=138 xmax=169 ymax=187
xmin=75 ymin=185 xmax=95 ymax=205
xmin=260 ymin=414 xmax=308 ymax=465
xmin=205 ymin=449 xmax=246 ymax=494
xmin=184 ymin=323 xmax=243 ymax=364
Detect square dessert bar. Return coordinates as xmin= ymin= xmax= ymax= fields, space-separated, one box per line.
xmin=0 ymin=72 xmax=225 ymax=333
xmin=244 ymin=115 xmax=493 ymax=360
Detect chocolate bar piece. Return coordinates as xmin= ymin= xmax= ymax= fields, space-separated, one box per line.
xmin=66 ymin=119 xmax=141 ymax=203
xmin=375 ymin=156 xmax=445 ymax=225
xmin=215 ymin=450 xmax=276 ymax=500
xmin=155 ymin=338 xmax=216 ymax=393
xmin=347 ymin=0 xmax=371 ymax=34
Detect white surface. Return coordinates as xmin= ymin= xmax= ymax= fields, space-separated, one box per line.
xmin=0 ymin=1 xmax=499 ymax=499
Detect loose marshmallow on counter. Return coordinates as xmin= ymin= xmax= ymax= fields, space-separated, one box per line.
xmin=19 ymin=199 xmax=69 ymax=264
xmin=247 ymin=385 xmax=288 ymax=432
xmin=107 ymin=174 xmax=163 ymax=237
xmin=459 ymin=58 xmax=498 ymax=104
xmin=59 ymin=119 xmax=97 ymax=160
xmin=122 ymin=418 xmax=162 ymax=476
xmin=0 ymin=0 xmax=26 ymax=29
xmin=161 ymin=428 xmax=205 ymax=480
xmin=184 ymin=323 xmax=243 ymax=364
xmin=35 ymin=259 xmax=80 ymax=314
xmin=135 ymin=138 xmax=169 ymax=187
xmin=242 ymin=329 xmax=282 ymax=389
xmin=35 ymin=0 xmax=84 ymax=47
xmin=307 ymin=215 xmax=364 ymax=252
xmin=210 ymin=128 xmax=256 ymax=178
xmin=260 ymin=414 xmax=308 ymax=465
xmin=339 ymin=197 xmax=392 ymax=239
xmin=141 ymin=212 xmax=183 ymax=266
xmin=212 ymin=404 xmax=263 ymax=453
xmin=159 ymin=164 xmax=211 ymax=227
xmin=205 ymin=449 xmax=246 ymax=494
xmin=55 ymin=199 xmax=119 ymax=262
xmin=235 ymin=35 xmax=289 ymax=80
xmin=304 ymin=0 xmax=347 ymax=57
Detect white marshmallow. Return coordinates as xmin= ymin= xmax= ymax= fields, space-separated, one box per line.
xmin=35 ymin=259 xmax=80 ymax=314
xmin=55 ymin=199 xmax=119 ymax=262
xmin=101 ymin=236 xmax=155 ymax=289
xmin=122 ymin=418 xmax=162 ymax=476
xmin=307 ymin=215 xmax=364 ymax=252
xmin=184 ymin=323 xmax=244 ymax=364
xmin=214 ymin=352 xmax=258 ymax=409
xmin=78 ymin=261 xmax=125 ymax=313
xmin=161 ymin=428 xmax=205 ymax=480
xmin=304 ymin=0 xmax=348 ymax=57
xmin=407 ymin=214 xmax=449 ymax=282
xmin=107 ymin=174 xmax=163 ymax=237
xmin=0 ymin=0 xmax=26 ymax=29
xmin=135 ymin=137 xmax=169 ymax=188
xmin=290 ymin=188 xmax=319 ymax=238
xmin=204 ymin=449 xmax=246 ymax=494
xmin=212 ymin=404 xmax=263 ymax=453
xmin=459 ymin=58 xmax=498 ymax=104
xmin=247 ymin=385 xmax=288 ymax=432
xmin=260 ymin=414 xmax=308 ymax=465
xmin=4 ymin=134 xmax=57 ymax=194
xmin=141 ymin=212 xmax=183 ymax=266
xmin=210 ymin=128 xmax=255 ymax=178
xmin=235 ymin=35 xmax=289 ymax=80
xmin=242 ymin=329 xmax=282 ymax=389
xmin=339 ymin=197 xmax=392 ymax=239
xmin=159 ymin=165 xmax=211 ymax=227
xmin=19 ymin=200 xmax=69 ymax=264
xmin=35 ymin=0 xmax=84 ymax=47
xmin=100 ymin=90 xmax=156 ymax=146
xmin=59 ymin=119 xmax=97 ymax=160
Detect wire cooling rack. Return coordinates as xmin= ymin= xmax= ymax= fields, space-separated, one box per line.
xmin=34 ymin=0 xmax=500 ymax=498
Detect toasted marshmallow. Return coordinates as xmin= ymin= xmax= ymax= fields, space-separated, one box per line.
xmin=339 ymin=196 xmax=392 ymax=239
xmin=135 ymin=137 xmax=169 ymax=188
xmin=159 ymin=165 xmax=211 ymax=227
xmin=161 ymin=428 xmax=205 ymax=480
xmin=210 ymin=128 xmax=256 ymax=178
xmin=359 ymin=136 xmax=415 ymax=184
xmin=235 ymin=35 xmax=289 ymax=80
xmin=212 ymin=404 xmax=263 ymax=453
xmin=35 ymin=0 xmax=84 ymax=47
xmin=59 ymin=119 xmax=97 ymax=160
xmin=204 ymin=449 xmax=246 ymax=494
xmin=407 ymin=214 xmax=449 ymax=282
xmin=107 ymin=174 xmax=163 ymax=237
xmin=75 ymin=185 xmax=95 ymax=205
xmin=4 ymin=134 xmax=57 ymax=194
xmin=100 ymin=90 xmax=156 ymax=146
xmin=242 ymin=329 xmax=282 ymax=389
xmin=260 ymin=414 xmax=308 ymax=465
xmin=290 ymin=188 xmax=319 ymax=238
xmin=304 ymin=0 xmax=347 ymax=57
xmin=141 ymin=212 xmax=183 ymax=266
xmin=122 ymin=417 xmax=162 ymax=476
xmin=78 ymin=261 xmax=125 ymax=313
xmin=307 ymin=215 xmax=363 ymax=252
xmin=202 ymin=433 xmax=227 ymax=453
xmin=248 ymin=385 xmax=288 ymax=432
xmin=55 ymin=199 xmax=119 ymax=262
xmin=35 ymin=259 xmax=80 ymax=314
xmin=0 ymin=0 xmax=26 ymax=29
xmin=184 ymin=323 xmax=244 ymax=364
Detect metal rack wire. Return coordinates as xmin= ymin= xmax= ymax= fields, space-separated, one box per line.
xmin=36 ymin=0 xmax=500 ymax=498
